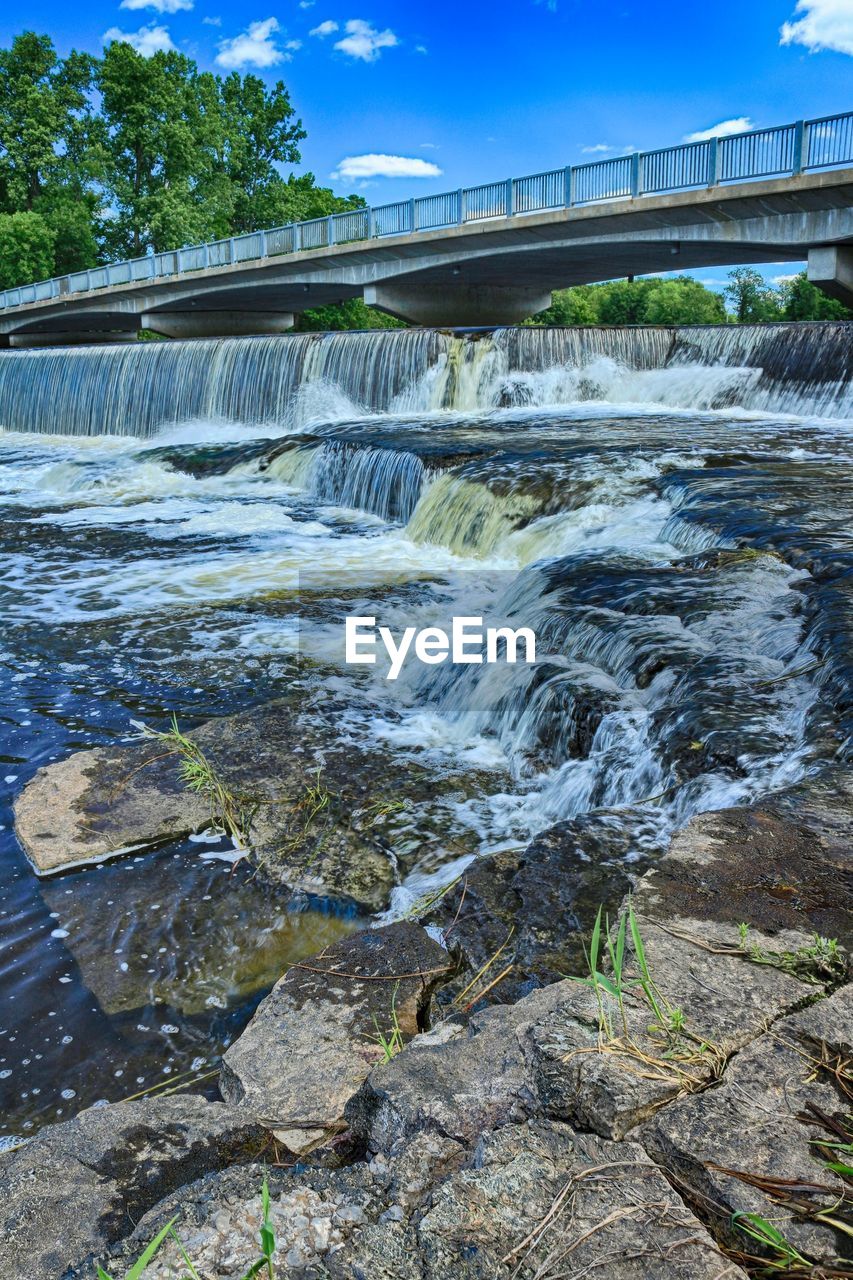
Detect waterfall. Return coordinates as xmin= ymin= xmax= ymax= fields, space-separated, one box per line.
xmin=1 ymin=322 xmax=851 ymax=437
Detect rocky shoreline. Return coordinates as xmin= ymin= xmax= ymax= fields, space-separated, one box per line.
xmin=3 ymin=761 xmax=851 ymax=1279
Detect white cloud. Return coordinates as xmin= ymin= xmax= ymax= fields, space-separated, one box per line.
xmin=119 ymin=0 xmax=191 ymax=11
xmin=581 ymin=143 xmax=613 ymax=154
xmin=683 ymin=117 xmax=754 ymax=142
xmin=415 ymin=44 xmax=428 ymax=53
xmin=310 ymin=19 xmax=339 ymax=35
xmin=215 ymin=17 xmax=290 ymax=68
xmin=780 ymin=0 xmax=853 ymax=54
xmin=202 ymin=15 xmax=222 ymax=25
xmin=102 ymin=23 xmax=176 ymax=54
xmin=285 ymin=39 xmax=302 ymax=50
xmin=331 ymin=153 xmax=442 ymax=180
xmin=299 ymin=1 xmax=316 ymax=7
xmin=334 ymin=18 xmax=398 ymax=61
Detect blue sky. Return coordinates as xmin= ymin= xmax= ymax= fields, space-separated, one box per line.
xmin=2 ymin=0 xmax=852 ymax=286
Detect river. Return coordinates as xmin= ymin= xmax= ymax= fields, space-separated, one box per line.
xmin=0 ymin=321 xmax=851 ymax=1146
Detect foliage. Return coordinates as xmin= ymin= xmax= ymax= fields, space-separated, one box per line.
xmin=142 ymin=714 xmax=255 ymax=849
xmin=531 ymin=276 xmax=726 ymax=327
xmin=0 ymin=209 xmax=54 ymax=287
xmin=644 ymin=277 xmax=726 ymax=324
xmin=370 ymin=982 xmax=405 ymax=1063
xmin=724 ymin=266 xmax=782 ymax=322
xmin=296 ymin=298 xmax=406 ymax=331
xmin=779 ymin=271 xmax=852 ymax=321
xmin=0 ymin=28 xmax=362 ymax=283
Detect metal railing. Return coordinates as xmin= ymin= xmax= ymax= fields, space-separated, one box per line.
xmin=1 ymin=110 xmax=851 ymax=313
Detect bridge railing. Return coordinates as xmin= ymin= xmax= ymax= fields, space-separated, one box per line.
xmin=1 ymin=109 xmax=851 ymax=314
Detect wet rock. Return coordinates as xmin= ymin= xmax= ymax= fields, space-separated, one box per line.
xmin=634 ymin=791 xmax=853 ymax=947
xmin=415 ymin=1121 xmax=744 ymax=1280
xmin=14 ymin=743 xmax=211 ymax=875
xmin=0 ymin=1095 xmax=267 ymax=1280
xmin=219 ymin=923 xmax=452 ymax=1156
xmin=347 ymin=980 xmax=573 ymax=1153
xmin=643 ymin=985 xmax=853 ymax=1268
xmin=14 ymin=695 xmax=486 ymax=911
xmin=38 ymin=855 xmax=356 ymax=1017
xmin=426 ymin=813 xmax=648 ymax=1005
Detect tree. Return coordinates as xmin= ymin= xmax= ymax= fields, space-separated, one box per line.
xmin=779 ymin=271 xmax=852 ymax=321
xmin=97 ymin=41 xmax=217 ymax=257
xmin=296 ymin=298 xmax=405 ymax=331
xmin=724 ymin=267 xmax=781 ymax=323
xmin=644 ymin=277 xmax=726 ymax=324
xmin=0 ymin=32 xmax=95 ymax=214
xmin=529 ymin=285 xmax=599 ymax=326
xmin=595 ymin=278 xmax=657 ymax=324
xmin=0 ymin=210 xmax=55 ymax=287
xmin=207 ymin=71 xmax=307 ymax=234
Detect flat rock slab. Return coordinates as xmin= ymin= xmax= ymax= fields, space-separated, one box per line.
xmin=0 ymin=1094 xmax=267 ymax=1280
xmin=13 ymin=743 xmax=210 ymax=874
xmin=219 ymin=922 xmax=451 ymax=1156
xmin=644 ymin=984 xmax=853 ymax=1268
xmin=529 ymin=913 xmax=824 ymax=1139
xmin=636 ymin=797 xmax=853 ymax=946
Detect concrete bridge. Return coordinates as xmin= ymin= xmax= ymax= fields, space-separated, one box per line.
xmin=1 ymin=113 xmax=852 ymax=344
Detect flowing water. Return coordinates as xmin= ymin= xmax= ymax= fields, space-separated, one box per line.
xmin=0 ymin=322 xmax=851 ymax=1144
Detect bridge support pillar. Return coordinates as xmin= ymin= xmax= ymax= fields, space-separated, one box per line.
xmin=142 ymin=310 xmax=295 ymax=339
xmin=363 ymin=283 xmax=552 ymax=327
xmin=807 ymin=246 xmax=853 ymax=308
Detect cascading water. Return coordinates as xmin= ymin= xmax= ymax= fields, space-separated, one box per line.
xmin=1 ymin=319 xmax=851 ymax=1144
xmin=1 ymin=321 xmax=851 ymax=437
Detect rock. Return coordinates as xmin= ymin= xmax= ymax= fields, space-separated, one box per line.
xmin=414 ymin=1121 xmax=746 ymax=1280
xmin=13 ymin=743 xmax=210 ymax=874
xmin=0 ymin=1095 xmax=267 ymax=1280
xmin=95 ymin=1161 xmax=386 ymax=1280
xmin=527 ymin=813 xmax=836 ymax=1139
xmin=14 ymin=695 xmax=488 ymax=912
xmin=219 ymin=923 xmax=452 ymax=1155
xmin=38 ymin=855 xmax=356 ymax=1017
xmin=643 ymin=985 xmax=853 ymax=1268
xmin=347 ymin=980 xmax=574 ymax=1153
xmin=632 ymin=795 xmax=853 ymax=947
xmin=426 ymin=812 xmax=649 ymax=1005
xmin=529 ymin=920 xmax=824 ymax=1139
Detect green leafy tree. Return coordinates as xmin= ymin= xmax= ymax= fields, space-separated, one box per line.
xmin=0 ymin=32 xmax=95 ymax=213
xmin=296 ymin=298 xmax=405 ymax=331
xmin=97 ymin=41 xmax=218 ymax=256
xmin=644 ymin=277 xmax=726 ymax=324
xmin=724 ymin=267 xmax=782 ymax=322
xmin=595 ymin=278 xmax=657 ymax=324
xmin=529 ymin=285 xmax=599 ymax=326
xmin=0 ymin=210 xmax=55 ymax=287
xmin=779 ymin=271 xmax=852 ymax=321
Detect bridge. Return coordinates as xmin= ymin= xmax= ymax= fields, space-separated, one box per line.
xmin=1 ymin=112 xmax=852 ymax=344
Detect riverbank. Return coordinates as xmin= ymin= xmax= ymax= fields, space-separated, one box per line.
xmin=2 ymin=767 xmax=850 ymax=1278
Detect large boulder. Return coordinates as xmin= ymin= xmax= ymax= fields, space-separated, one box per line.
xmin=219 ymin=923 xmax=452 ymax=1156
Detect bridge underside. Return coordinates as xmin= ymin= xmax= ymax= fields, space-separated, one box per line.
xmin=1 ymin=170 xmax=851 ymax=343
